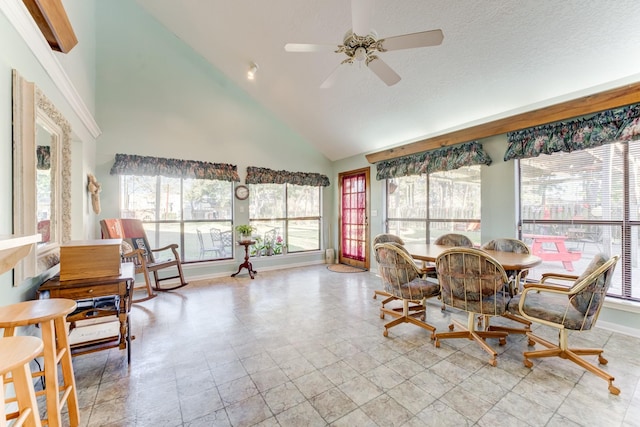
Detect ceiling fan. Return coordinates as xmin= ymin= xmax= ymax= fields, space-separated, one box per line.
xmin=284 ymin=0 xmax=444 ymax=88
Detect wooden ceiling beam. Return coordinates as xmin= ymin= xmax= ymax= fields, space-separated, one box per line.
xmin=365 ymin=81 xmax=640 ymax=164
xmin=22 ymin=0 xmax=78 ymax=53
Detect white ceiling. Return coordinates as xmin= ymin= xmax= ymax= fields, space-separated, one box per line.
xmin=135 ymin=0 xmax=640 ymax=161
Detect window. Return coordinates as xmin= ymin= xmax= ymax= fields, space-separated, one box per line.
xmin=119 ymin=175 xmax=234 ymax=262
xmin=248 ymin=183 xmax=321 ymax=253
xmin=519 ymin=141 xmax=637 ymax=301
xmin=386 ymin=166 xmax=481 ymax=245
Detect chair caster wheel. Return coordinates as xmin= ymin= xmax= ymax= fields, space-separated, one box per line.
xmin=598 ymin=355 xmax=608 ymax=365
xmin=448 ymin=324 xmax=455 ymax=331
xmin=608 ymin=384 xmax=620 ymax=395
xmin=523 ymin=359 xmax=533 ymax=368
xmin=383 ymin=329 xmax=388 ymax=337
xmin=434 ymin=339 xmax=440 ymax=348
xmin=380 ymin=313 xmax=385 ymax=319
xmin=489 ymin=359 xmax=497 ymax=367
xmin=499 ymin=337 xmax=506 ymax=346
xmin=527 ymin=338 xmax=535 ymax=346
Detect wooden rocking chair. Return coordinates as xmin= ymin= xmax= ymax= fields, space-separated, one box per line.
xmin=100 ymin=219 xmax=188 ymax=300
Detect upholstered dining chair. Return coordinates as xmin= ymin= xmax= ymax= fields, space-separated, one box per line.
xmin=372 ymin=234 xmax=425 ymax=321
xmin=481 ymin=238 xmax=532 ymax=334
xmin=100 ymin=219 xmax=188 ymax=295
xmin=432 ymin=233 xmax=475 ymax=310
xmin=434 ymin=233 xmax=474 ymax=247
xmin=508 ymin=253 xmax=620 ymax=394
xmin=374 ymin=242 xmax=440 ymax=339
xmin=372 ymin=233 xmax=406 ymax=302
xmin=435 ymin=247 xmax=511 ymax=366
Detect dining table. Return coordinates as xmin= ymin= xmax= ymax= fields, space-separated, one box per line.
xmin=404 ymin=243 xmax=542 ymax=271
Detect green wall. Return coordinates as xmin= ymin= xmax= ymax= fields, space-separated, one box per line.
xmin=0 ymin=1 xmax=97 ymax=304
xmin=0 ymin=0 xmax=637 ymax=336
xmin=94 ymin=0 xmax=332 ymax=274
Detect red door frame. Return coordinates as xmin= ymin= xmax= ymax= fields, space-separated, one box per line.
xmin=338 ymin=167 xmax=370 ymax=270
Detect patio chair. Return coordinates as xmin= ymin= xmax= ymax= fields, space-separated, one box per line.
xmin=508 ymin=253 xmax=621 ymax=394
xmin=220 ymin=230 xmax=233 ymax=256
xmin=435 ymin=247 xmax=511 ymax=366
xmin=197 ymin=229 xmax=220 ymax=258
xmin=210 ymin=228 xmax=226 ymax=256
xmin=100 ymin=218 xmax=188 ymax=294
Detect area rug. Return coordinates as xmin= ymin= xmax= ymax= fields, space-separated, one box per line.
xmin=327 ymin=264 xmax=367 ymax=273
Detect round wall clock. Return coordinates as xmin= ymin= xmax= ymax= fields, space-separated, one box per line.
xmin=235 ymin=185 xmax=250 ymax=200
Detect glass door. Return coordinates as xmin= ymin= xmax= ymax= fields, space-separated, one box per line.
xmin=338 ymin=168 xmax=370 ymax=270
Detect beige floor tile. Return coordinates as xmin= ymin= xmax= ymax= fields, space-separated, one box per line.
xmin=68 ymin=265 xmax=638 ymax=427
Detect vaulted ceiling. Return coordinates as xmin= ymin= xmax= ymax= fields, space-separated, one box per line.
xmin=136 ymin=0 xmax=640 ymax=161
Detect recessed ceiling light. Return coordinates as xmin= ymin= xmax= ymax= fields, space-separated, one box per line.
xmin=247 ymin=62 xmax=258 ymax=80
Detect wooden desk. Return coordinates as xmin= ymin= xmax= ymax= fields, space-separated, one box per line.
xmin=38 ymin=263 xmax=135 ymax=363
xmin=404 ymin=244 xmax=542 ymax=271
xmin=523 ymin=234 xmax=581 ymax=271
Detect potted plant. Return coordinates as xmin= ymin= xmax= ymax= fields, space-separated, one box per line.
xmin=251 ymin=236 xmax=264 ymax=256
xmin=235 ymin=224 xmax=255 ymax=242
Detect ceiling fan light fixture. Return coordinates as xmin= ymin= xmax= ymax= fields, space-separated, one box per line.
xmin=283 ymin=1 xmax=443 ymax=88
xmin=354 ymin=46 xmax=367 ymax=62
xmin=247 ymin=62 xmax=259 ymax=80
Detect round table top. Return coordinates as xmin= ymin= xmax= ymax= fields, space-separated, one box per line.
xmin=404 ymin=243 xmax=542 ymax=271
xmin=0 ymin=298 xmax=77 ymax=328
xmin=0 ymin=336 xmax=43 ymax=374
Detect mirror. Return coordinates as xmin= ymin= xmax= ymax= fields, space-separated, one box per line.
xmin=12 ymin=70 xmax=72 ymax=285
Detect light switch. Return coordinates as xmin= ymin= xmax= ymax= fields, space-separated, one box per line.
xmin=371 ymin=210 xmax=378 ymax=216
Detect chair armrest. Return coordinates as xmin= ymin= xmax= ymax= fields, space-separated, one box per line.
xmin=150 ymin=244 xmax=181 ymax=263
xmin=122 ymin=248 xmax=147 ymax=267
xmin=522 ymin=282 xmax=573 ymax=293
xmin=540 ymin=272 xmax=578 ymax=283
xmin=518 ymin=282 xmax=575 ymax=329
xmin=150 ymin=244 xmax=179 ymax=253
xmin=418 ymin=264 xmax=436 ymax=278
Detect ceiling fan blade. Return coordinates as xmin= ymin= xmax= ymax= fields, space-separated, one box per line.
xmin=284 ymin=43 xmax=337 ymax=53
xmin=380 ymin=29 xmax=444 ymax=51
xmin=367 ymin=57 xmax=401 ymax=86
xmin=351 ymin=0 xmax=372 ymax=36
xmin=320 ymin=63 xmax=344 ymax=89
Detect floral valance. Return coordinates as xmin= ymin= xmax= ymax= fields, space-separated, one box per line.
xmin=375 ymin=141 xmax=492 ymax=180
xmin=504 ymin=103 xmax=640 ymax=161
xmin=37 ymin=145 xmax=50 ymax=170
xmin=109 ymin=153 xmax=240 ymax=181
xmin=246 ymin=166 xmax=330 ymax=187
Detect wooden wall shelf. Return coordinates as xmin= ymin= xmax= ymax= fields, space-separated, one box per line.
xmin=0 ymin=234 xmax=41 ymax=275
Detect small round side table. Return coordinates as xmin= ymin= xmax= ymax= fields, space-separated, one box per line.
xmin=231 ymin=240 xmax=257 ymax=279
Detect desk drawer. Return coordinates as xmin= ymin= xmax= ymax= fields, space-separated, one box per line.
xmin=51 ymin=283 xmax=121 ymax=300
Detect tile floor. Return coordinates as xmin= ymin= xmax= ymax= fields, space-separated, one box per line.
xmin=67 ymin=264 xmax=640 ymax=426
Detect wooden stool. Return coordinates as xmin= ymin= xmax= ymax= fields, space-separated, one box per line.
xmin=1 ymin=336 xmax=43 ymax=427
xmin=0 ymin=299 xmax=79 ymax=427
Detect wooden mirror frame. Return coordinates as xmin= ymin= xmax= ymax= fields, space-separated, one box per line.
xmin=12 ymin=70 xmax=72 ymax=285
